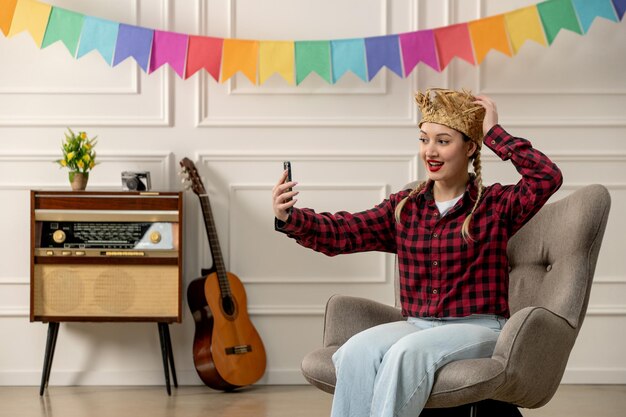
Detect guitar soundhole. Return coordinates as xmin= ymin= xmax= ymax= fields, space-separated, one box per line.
xmin=221 ymin=295 xmax=236 ymax=316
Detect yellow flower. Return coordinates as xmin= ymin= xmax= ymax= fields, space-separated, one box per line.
xmin=57 ymin=128 xmax=98 ymax=173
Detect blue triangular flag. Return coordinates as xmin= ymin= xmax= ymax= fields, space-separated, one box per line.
xmin=113 ymin=24 xmax=154 ymax=72
xmin=364 ymin=35 xmax=403 ymax=80
xmin=572 ymin=0 xmax=618 ymax=33
xmin=76 ymin=16 xmax=120 ymax=65
xmin=330 ymin=38 xmax=367 ymax=83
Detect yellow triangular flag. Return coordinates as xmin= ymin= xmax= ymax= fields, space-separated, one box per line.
xmin=221 ymin=39 xmax=259 ymax=85
xmin=504 ymin=5 xmax=547 ymax=55
xmin=7 ymin=0 xmax=52 ymax=47
xmin=259 ymin=41 xmax=295 ymax=85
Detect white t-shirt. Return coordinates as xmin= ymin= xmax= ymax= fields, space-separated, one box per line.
xmin=435 ymin=194 xmax=463 ymax=217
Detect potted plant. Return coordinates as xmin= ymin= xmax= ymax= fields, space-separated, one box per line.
xmin=56 ymin=128 xmax=98 ymax=191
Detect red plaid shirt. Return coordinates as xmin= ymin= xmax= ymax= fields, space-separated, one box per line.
xmin=276 ymin=125 xmax=562 ymax=318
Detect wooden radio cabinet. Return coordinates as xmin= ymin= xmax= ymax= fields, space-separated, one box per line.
xmin=30 ymin=190 xmax=183 ymax=395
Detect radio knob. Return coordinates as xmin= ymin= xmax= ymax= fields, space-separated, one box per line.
xmin=150 ymin=231 xmax=162 ymax=244
xmin=53 ymin=230 xmax=66 ymax=244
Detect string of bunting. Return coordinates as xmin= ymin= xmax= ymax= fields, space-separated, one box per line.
xmin=1 ymin=0 xmax=624 ymax=85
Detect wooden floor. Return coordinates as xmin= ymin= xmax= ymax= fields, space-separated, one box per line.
xmin=0 ymin=385 xmax=624 ymax=417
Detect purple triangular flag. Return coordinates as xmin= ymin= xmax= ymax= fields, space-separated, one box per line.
xmin=399 ymin=30 xmax=440 ymax=75
xmin=364 ymin=35 xmax=403 ymax=80
xmin=149 ymin=30 xmax=189 ymax=78
xmin=113 ymin=24 xmax=154 ymax=72
xmin=613 ymin=0 xmax=626 ymax=19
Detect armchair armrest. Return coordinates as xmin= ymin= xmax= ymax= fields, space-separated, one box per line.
xmin=492 ymin=306 xmax=577 ymax=408
xmin=323 ymin=294 xmax=404 ymax=348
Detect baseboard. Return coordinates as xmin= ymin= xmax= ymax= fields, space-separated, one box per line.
xmin=0 ymin=369 xmax=308 ymax=386
xmin=3 ymin=368 xmax=623 ymax=386
xmin=561 ymin=368 xmax=626 ymax=384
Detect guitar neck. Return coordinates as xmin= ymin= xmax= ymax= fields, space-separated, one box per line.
xmin=198 ymin=195 xmax=231 ymax=296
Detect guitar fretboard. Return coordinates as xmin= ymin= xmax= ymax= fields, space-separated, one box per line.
xmin=199 ymin=195 xmax=231 ymax=297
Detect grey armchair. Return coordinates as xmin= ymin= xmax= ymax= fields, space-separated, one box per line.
xmin=301 ymin=184 xmax=611 ymax=416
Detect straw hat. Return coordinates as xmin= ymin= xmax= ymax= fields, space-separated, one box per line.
xmin=416 ymin=88 xmax=486 ymax=146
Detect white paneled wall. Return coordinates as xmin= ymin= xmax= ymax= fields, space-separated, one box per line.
xmin=0 ymin=0 xmax=625 ymax=387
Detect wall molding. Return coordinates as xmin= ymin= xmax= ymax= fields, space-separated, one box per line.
xmin=0 ymin=151 xmax=174 ymax=190
xmin=0 ymin=0 xmax=171 ymax=127
xmin=195 ymin=0 xmax=419 ymax=127
xmin=226 ymin=182 xmax=391 ymax=284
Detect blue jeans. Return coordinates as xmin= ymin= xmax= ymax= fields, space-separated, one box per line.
xmin=330 ymin=314 xmax=507 ymax=417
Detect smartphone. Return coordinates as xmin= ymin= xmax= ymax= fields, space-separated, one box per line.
xmin=283 ymin=161 xmax=293 ymax=206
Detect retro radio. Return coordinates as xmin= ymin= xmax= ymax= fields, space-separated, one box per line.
xmin=30 ymin=191 xmax=183 ymax=322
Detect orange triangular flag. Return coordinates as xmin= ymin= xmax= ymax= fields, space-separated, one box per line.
xmin=468 ymin=14 xmax=512 ymax=64
xmin=0 ymin=0 xmax=19 ymax=36
xmin=221 ymin=39 xmax=259 ymax=84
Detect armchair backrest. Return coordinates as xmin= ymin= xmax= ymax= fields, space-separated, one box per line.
xmin=394 ymin=183 xmax=611 ymax=330
xmin=506 ymin=184 xmax=610 ymax=328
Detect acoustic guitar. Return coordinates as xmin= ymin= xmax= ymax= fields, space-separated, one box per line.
xmin=180 ymin=157 xmax=266 ymax=390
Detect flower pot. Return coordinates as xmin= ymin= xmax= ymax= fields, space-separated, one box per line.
xmin=69 ymin=172 xmax=89 ymax=191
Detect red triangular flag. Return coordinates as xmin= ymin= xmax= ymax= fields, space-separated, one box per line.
xmin=434 ymin=23 xmax=475 ymax=70
xmin=186 ymin=35 xmax=224 ymax=81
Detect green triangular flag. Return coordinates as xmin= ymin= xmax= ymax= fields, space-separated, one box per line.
xmin=537 ymin=0 xmax=582 ymax=45
xmin=295 ymin=41 xmax=332 ymax=85
xmin=41 ymin=7 xmax=85 ymax=56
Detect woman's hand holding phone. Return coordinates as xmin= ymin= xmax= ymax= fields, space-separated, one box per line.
xmin=272 ymin=161 xmax=298 ymax=222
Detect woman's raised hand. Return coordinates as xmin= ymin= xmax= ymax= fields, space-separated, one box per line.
xmin=473 ymin=95 xmax=499 ymax=138
xmin=272 ymin=170 xmax=298 ymax=222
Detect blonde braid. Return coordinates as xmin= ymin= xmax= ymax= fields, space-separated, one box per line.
xmin=394 ymin=181 xmax=427 ymax=223
xmin=461 ymin=152 xmax=484 ymax=242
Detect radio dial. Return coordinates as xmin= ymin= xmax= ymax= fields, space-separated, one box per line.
xmin=150 ymin=231 xmax=162 ymax=244
xmin=52 ymin=230 xmax=66 ymax=244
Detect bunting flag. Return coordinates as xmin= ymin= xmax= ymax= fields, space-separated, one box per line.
xmin=7 ymin=0 xmax=51 ymax=47
xmin=149 ymin=30 xmax=188 ymax=78
xmin=364 ymin=35 xmax=402 ymax=80
xmin=614 ymin=0 xmax=626 ymax=20
xmin=0 ymin=0 xmax=19 ymax=36
xmin=504 ymin=6 xmax=547 ymax=54
xmin=331 ymin=38 xmax=367 ymax=82
xmin=186 ymin=35 xmax=222 ymax=80
xmin=399 ymin=30 xmax=439 ymax=74
xmin=468 ymin=15 xmax=512 ymax=64
xmin=571 ymin=0 xmax=619 ymax=33
xmin=76 ymin=16 xmax=119 ymax=65
xmin=295 ymin=41 xmax=331 ymax=84
xmin=113 ymin=24 xmax=153 ymax=72
xmin=537 ymin=0 xmax=582 ymax=44
xmin=41 ymin=7 xmax=84 ymax=56
xmin=259 ymin=41 xmax=295 ymax=84
xmin=1 ymin=0 xmax=624 ymax=84
xmin=434 ymin=23 xmax=475 ymax=70
xmin=221 ymin=39 xmax=259 ymax=84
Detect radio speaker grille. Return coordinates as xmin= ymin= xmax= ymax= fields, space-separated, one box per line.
xmin=33 ymin=265 xmax=179 ymax=319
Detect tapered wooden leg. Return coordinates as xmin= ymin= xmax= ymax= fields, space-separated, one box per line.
xmin=163 ymin=324 xmax=178 ymax=388
xmin=158 ymin=323 xmax=172 ymax=395
xmin=39 ymin=322 xmax=60 ymax=396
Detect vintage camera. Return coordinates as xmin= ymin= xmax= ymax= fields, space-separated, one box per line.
xmin=121 ymin=171 xmax=151 ymax=191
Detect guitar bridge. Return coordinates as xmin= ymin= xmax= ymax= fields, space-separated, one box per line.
xmin=225 ymin=345 xmax=252 ymax=355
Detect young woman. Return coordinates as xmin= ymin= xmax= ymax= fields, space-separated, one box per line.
xmin=272 ymin=89 xmax=562 ymax=417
